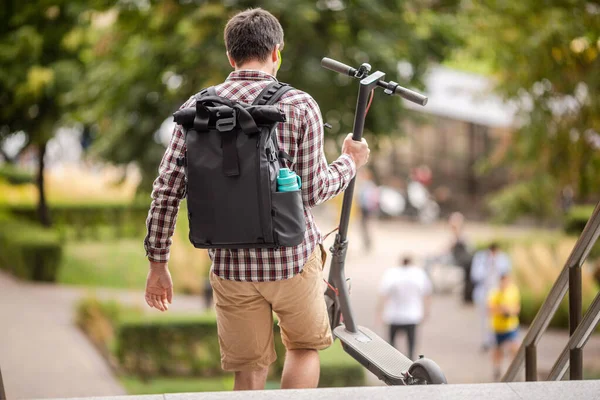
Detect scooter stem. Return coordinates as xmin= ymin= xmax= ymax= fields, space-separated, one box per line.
xmin=327 ymin=71 xmax=386 ymax=333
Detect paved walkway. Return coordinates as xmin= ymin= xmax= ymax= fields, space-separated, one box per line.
xmin=1 ymin=215 xmax=599 ymax=398
xmin=0 ymin=272 xmax=205 ymax=399
xmin=320 ymin=215 xmax=600 ymax=384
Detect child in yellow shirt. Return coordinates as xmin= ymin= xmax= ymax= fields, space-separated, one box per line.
xmin=487 ymin=273 xmax=520 ymax=380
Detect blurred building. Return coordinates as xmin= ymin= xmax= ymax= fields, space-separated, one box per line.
xmin=377 ymin=66 xmax=517 ymax=217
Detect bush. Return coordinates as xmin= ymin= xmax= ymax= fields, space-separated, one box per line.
xmin=2 ymin=203 xmax=149 ymax=240
xmin=76 ymin=296 xmax=124 ymax=358
xmin=0 ymin=217 xmax=63 ymax=282
xmin=564 ymin=205 xmax=600 ymax=260
xmin=487 ymin=176 xmax=558 ymax=223
xmin=76 ymin=298 xmax=364 ymax=388
xmin=0 ymin=164 xmax=35 ymax=185
xmin=564 ymin=205 xmax=595 ymax=235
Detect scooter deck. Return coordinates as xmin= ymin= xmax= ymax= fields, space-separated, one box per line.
xmin=334 ymin=324 xmax=413 ymax=385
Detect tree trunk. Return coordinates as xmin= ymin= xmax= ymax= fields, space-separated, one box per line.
xmin=37 ymin=142 xmax=51 ymax=227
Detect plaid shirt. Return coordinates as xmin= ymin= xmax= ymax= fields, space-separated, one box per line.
xmin=144 ymin=70 xmax=356 ymax=281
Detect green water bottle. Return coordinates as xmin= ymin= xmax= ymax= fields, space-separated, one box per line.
xmin=277 ymin=168 xmax=302 ymax=192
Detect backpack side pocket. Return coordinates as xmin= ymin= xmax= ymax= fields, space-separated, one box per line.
xmin=271 ymin=190 xmax=305 ymax=247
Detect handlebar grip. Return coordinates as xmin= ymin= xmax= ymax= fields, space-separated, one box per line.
xmin=395 ymin=85 xmax=428 ymax=106
xmin=321 ymin=57 xmax=356 ymax=77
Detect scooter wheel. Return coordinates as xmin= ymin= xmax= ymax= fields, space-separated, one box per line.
xmin=406 ymin=358 xmax=447 ymax=385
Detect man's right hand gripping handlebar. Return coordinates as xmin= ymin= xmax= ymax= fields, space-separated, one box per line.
xmin=342 ymin=133 xmax=370 ymax=169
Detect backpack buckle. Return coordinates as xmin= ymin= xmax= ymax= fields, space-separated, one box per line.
xmin=216 ymin=108 xmax=237 ymax=132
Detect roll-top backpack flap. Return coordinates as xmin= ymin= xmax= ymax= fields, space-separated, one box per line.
xmin=247 ymin=106 xmax=287 ymax=125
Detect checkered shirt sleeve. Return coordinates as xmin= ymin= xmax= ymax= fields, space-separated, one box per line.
xmin=143 ymin=99 xmax=193 ymax=263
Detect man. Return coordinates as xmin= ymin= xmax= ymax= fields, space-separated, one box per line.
xmin=488 ymin=273 xmax=520 ymax=380
xmin=446 ymin=212 xmax=474 ymax=303
xmin=143 ymin=8 xmax=370 ymax=391
xmin=470 ymin=242 xmax=511 ymax=351
xmin=357 ymin=169 xmax=379 ymax=252
xmin=377 ymin=255 xmax=432 ymax=360
xmin=422 ymin=211 xmax=472 ymax=299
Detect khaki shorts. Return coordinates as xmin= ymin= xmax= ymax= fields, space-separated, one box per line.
xmin=209 ymin=245 xmax=333 ymax=371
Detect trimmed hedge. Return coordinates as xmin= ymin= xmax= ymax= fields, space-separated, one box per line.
xmin=0 ymin=164 xmax=35 ymax=185
xmin=0 ymin=216 xmax=63 ymax=281
xmin=116 ymin=314 xmax=364 ymax=387
xmin=76 ymin=297 xmax=364 ymax=388
xmin=564 ymin=205 xmax=595 ymax=235
xmin=564 ymin=205 xmax=600 ymax=260
xmin=2 ymin=203 xmax=149 ymax=240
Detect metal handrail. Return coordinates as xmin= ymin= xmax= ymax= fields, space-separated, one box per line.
xmin=0 ymin=365 xmax=6 ymax=400
xmin=547 ymin=290 xmax=600 ymax=380
xmin=503 ymin=201 xmax=600 ymax=382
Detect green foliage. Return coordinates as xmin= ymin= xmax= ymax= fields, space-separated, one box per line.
xmin=59 ymin=238 xmax=149 ymax=289
xmin=564 ymin=205 xmax=596 ymax=234
xmin=459 ymin=1 xmax=600 ymax=217
xmin=0 ymin=164 xmax=35 ymax=185
xmin=120 ymin=376 xmax=238 ymax=394
xmin=0 ymin=217 xmax=63 ymax=281
xmin=76 ymin=298 xmax=363 ymax=388
xmin=2 ymin=203 xmax=148 ymax=240
xmin=486 ymin=175 xmax=558 ymax=223
xmin=0 ymin=2 xmax=115 ymax=224
xmin=115 ymin=313 xmax=362 ymax=387
xmin=77 ymin=0 xmax=462 ymax=193
xmin=563 ymin=204 xmax=600 ymax=260
xmin=519 ymin=287 xmax=598 ymax=330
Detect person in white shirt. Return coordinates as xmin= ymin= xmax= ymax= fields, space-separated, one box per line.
xmin=470 ymin=242 xmax=512 ymax=351
xmin=377 ymin=255 xmax=432 ymax=360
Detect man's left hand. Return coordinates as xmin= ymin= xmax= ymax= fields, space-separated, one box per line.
xmin=145 ymin=262 xmax=173 ymax=311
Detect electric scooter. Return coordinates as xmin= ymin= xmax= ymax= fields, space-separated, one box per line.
xmin=321 ymin=57 xmax=447 ymax=385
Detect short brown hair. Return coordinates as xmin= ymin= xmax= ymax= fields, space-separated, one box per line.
xmin=224 ymin=8 xmax=284 ymax=66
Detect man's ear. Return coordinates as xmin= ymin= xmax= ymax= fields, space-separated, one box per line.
xmin=271 ymin=45 xmax=279 ymax=63
xmin=227 ymin=52 xmax=236 ymax=69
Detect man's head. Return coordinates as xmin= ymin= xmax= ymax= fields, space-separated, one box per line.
xmin=400 ymin=255 xmax=413 ymax=267
xmin=448 ymin=211 xmax=464 ymax=231
xmin=489 ymin=242 xmax=499 ymax=254
xmin=224 ymin=8 xmax=284 ymax=75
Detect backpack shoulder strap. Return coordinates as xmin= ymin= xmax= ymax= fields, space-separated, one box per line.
xmin=253 ymin=82 xmax=293 ymax=106
xmin=194 ymin=86 xmax=217 ymax=100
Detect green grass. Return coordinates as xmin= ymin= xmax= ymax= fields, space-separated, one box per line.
xmin=119 ymin=344 xmax=354 ymax=395
xmin=121 ymin=376 xmax=234 ymax=394
xmin=319 ymin=341 xmax=359 ymax=367
xmin=121 ymin=376 xmax=283 ymax=394
xmin=58 ymin=238 xmax=148 ymax=289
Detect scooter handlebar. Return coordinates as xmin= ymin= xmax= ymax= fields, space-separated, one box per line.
xmin=321 ymin=57 xmax=357 ymax=77
xmin=395 ymin=85 xmax=428 ymax=106
xmin=322 ymin=57 xmax=428 ymax=106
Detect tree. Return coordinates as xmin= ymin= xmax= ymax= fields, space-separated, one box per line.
xmin=0 ymin=1 xmax=109 ymax=225
xmin=458 ymin=1 xmax=600 ymax=219
xmin=78 ymin=0 xmax=461 ymax=194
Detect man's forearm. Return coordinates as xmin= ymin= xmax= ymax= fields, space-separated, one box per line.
xmin=304 ymin=154 xmax=356 ymax=208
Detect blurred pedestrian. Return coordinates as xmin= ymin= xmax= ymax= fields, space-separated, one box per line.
xmin=377 ymin=255 xmax=432 ymax=360
xmin=471 ymin=242 xmax=511 ymax=351
xmin=422 ymin=211 xmax=473 ymax=298
xmin=357 ymin=169 xmax=379 ymax=252
xmin=488 ymin=273 xmax=521 ymax=381
xmin=447 ymin=212 xmax=474 ymax=303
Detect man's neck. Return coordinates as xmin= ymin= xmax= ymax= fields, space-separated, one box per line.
xmin=235 ymin=61 xmax=275 ymax=77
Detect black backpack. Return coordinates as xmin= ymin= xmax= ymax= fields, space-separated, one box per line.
xmin=173 ymin=82 xmax=306 ymax=249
